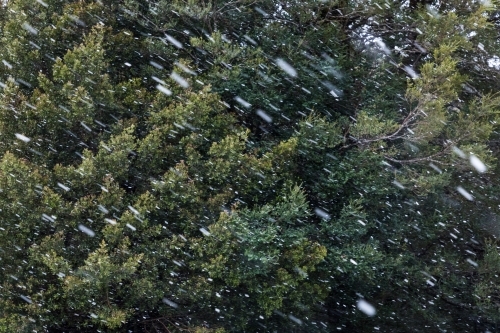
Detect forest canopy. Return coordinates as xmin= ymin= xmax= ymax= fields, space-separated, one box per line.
xmin=1 ymin=0 xmax=500 ymax=332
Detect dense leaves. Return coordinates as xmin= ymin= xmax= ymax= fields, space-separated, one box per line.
xmin=1 ymin=0 xmax=500 ymax=332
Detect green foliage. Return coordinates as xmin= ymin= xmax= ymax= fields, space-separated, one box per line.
xmin=1 ymin=0 xmax=500 ymax=332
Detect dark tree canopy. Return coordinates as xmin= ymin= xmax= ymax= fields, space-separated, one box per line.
xmin=1 ymin=0 xmax=500 ymax=332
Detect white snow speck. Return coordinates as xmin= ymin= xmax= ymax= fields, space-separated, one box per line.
xmin=314 ymin=208 xmax=330 ymax=220
xmin=350 ymin=259 xmax=358 ymax=265
xmin=15 ymin=133 xmax=31 ymax=142
xmin=42 ymin=214 xmax=55 ymax=223
xmin=470 ymin=155 xmax=487 ymax=173
xmin=150 ymin=61 xmax=163 ymax=69
xmin=456 ymin=186 xmax=473 ymax=201
xmin=22 ymin=22 xmax=38 ymax=35
xmin=466 ymin=258 xmax=478 ymax=267
xmin=36 ymin=0 xmax=48 ymax=7
xmin=105 ymin=218 xmax=117 ymax=225
xmin=170 ymin=72 xmax=189 ymax=88
xmin=165 ymin=34 xmax=183 ymax=48
xmin=200 ymin=227 xmax=210 ymax=236
xmin=97 ymin=205 xmax=108 ymax=214
xmin=288 ymin=314 xmax=303 ymax=325
xmin=256 ymin=109 xmax=272 ymax=123
xmin=373 ymin=37 xmax=391 ymax=54
xmin=429 ymin=163 xmax=442 ymax=174
xmin=78 ymin=224 xmax=95 ymax=237
xmin=20 ymin=295 xmax=33 ymax=304
xmin=124 ymin=62 xmax=132 ymax=67
xmin=403 ymin=66 xmax=419 ymax=79
xmin=255 ymin=7 xmax=268 ymax=16
xmin=357 ymin=299 xmax=376 ymax=316
xmin=452 ymin=146 xmax=466 ymax=158
xmin=2 ymin=60 xmax=12 ymax=69
xmin=128 ymin=206 xmax=140 ymax=215
xmin=57 ymin=183 xmax=70 ymax=192
xmin=275 ymin=58 xmax=297 ymax=77
xmin=244 ymin=35 xmax=257 ymax=45
xmin=235 ymin=96 xmax=251 ymax=108
xmin=156 ymin=84 xmax=172 ymax=96
xmin=162 ymin=298 xmax=178 ymax=308
xmin=175 ymin=62 xmax=196 ymax=75
xmin=392 ymin=180 xmax=404 ymax=189
xmin=80 ymin=122 xmax=92 ymax=132
xmin=126 ymin=223 xmax=136 ymax=231
xmin=152 ymin=76 xmax=166 ymax=85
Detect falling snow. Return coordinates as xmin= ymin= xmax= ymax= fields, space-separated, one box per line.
xmin=357 ymin=299 xmax=376 ymax=316
xmin=0 ymin=2 xmax=498 ymax=332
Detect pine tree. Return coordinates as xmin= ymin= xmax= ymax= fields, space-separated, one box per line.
xmin=1 ymin=0 xmax=500 ymax=332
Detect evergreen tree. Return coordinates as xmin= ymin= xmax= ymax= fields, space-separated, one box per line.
xmin=1 ymin=0 xmax=500 ymax=332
